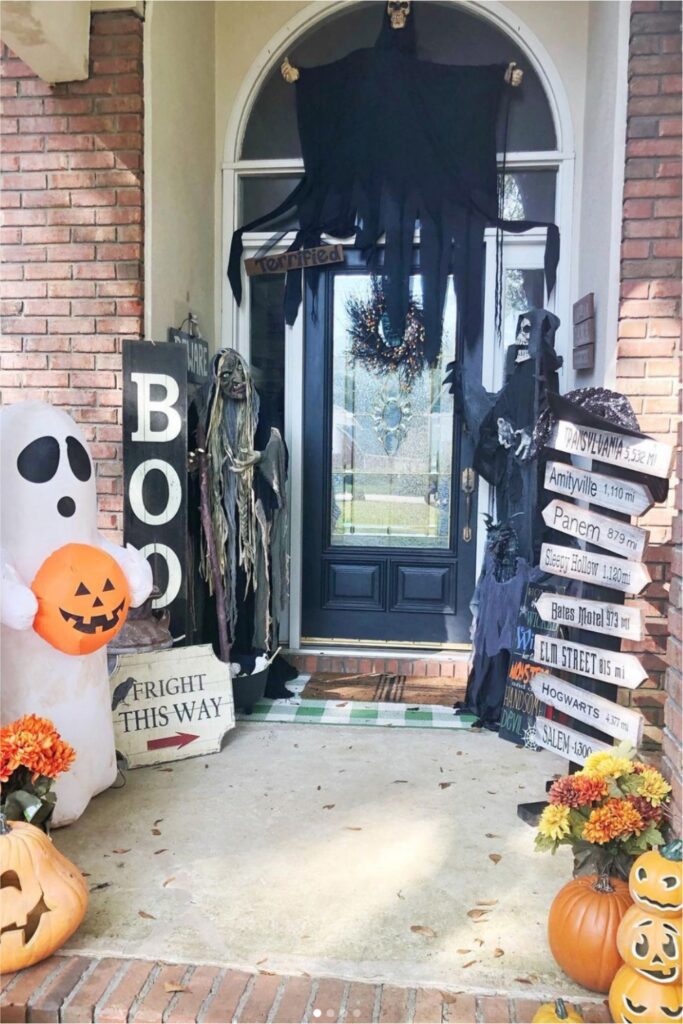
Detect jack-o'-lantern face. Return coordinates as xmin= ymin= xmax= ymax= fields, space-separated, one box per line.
xmin=618 ymin=905 xmax=682 ymax=984
xmin=630 ymin=846 xmax=683 ymax=917
xmin=31 ymin=543 xmax=130 ymax=655
xmin=609 ymin=965 xmax=682 ymax=1023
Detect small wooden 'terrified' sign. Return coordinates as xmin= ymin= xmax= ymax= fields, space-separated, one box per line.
xmin=245 ymin=244 xmax=344 ymax=277
xmin=109 ymin=644 xmax=234 ymax=768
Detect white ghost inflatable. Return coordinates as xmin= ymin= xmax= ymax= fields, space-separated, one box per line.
xmin=0 ymin=402 xmax=152 ymax=826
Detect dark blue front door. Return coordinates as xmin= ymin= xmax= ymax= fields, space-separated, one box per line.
xmin=301 ymin=254 xmax=477 ymax=646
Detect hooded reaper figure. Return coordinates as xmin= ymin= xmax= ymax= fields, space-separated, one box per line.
xmin=203 ymin=349 xmax=288 ymax=653
xmin=228 ymin=3 xmax=559 ymax=363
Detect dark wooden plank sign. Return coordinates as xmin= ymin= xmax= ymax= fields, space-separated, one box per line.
xmin=572 ymin=292 xmax=595 ymax=371
xmin=245 ymin=243 xmax=344 ymax=277
xmin=109 ymin=645 xmax=234 ymax=768
xmin=123 ymin=340 xmax=189 ymax=642
xmin=573 ymin=292 xmax=595 ymax=325
xmin=499 ymin=581 xmax=564 ymax=748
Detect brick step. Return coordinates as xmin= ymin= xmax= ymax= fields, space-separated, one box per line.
xmin=285 ymin=650 xmax=469 ymax=682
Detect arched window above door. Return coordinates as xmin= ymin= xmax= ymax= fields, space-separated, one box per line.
xmin=242 ymin=0 xmax=557 ymax=161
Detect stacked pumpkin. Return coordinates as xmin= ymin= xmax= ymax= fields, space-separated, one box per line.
xmin=609 ymin=841 xmax=682 ymax=1024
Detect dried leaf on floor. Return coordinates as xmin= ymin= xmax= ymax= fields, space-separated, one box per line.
xmin=474 ymin=938 xmax=485 ymax=947
xmin=256 ymin=958 xmax=268 ymax=965
xmin=439 ymin=782 xmax=453 ymax=789
xmin=162 ymin=877 xmax=175 ymax=888
xmin=456 ymin=949 xmax=471 ymax=954
xmin=163 ymin=983 xmax=188 ymax=994
xmin=89 ymin=882 xmax=110 ymax=892
xmin=489 ymin=853 xmax=502 ymax=864
xmin=151 ymin=828 xmax=162 ymax=836
xmin=154 ymin=849 xmax=168 ymax=855
xmin=154 ymin=818 xmax=164 ymax=826
xmin=157 ymin=768 xmax=173 ymax=772
xmin=344 ymin=827 xmax=362 ymax=831
xmin=138 ymin=910 xmax=156 ymax=919
xmin=487 ymin=791 xmax=497 ymax=795
xmin=515 ymin=977 xmax=532 ymax=985
xmin=323 ymin=804 xmax=335 ymax=810
xmin=392 ymin=780 xmax=408 ymax=784
xmin=441 ymin=992 xmax=464 ymax=1004
xmin=485 ymin=833 xmax=499 ymax=838
xmin=112 ymin=848 xmax=130 ymax=855
xmin=476 ymin=900 xmax=498 ymax=906
xmin=410 ymin=925 xmax=437 ymax=938
xmin=494 ymin=948 xmax=504 ymax=958
xmin=466 ymin=909 xmax=489 ymax=920
xmin=462 ymin=960 xmax=477 ymax=969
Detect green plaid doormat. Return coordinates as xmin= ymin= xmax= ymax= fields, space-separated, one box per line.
xmin=236 ymin=680 xmax=476 ymax=730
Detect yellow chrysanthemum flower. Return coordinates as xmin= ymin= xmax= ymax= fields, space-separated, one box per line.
xmin=580 ymin=751 xmax=635 ymax=780
xmin=538 ymin=803 xmax=571 ymax=841
xmin=636 ymin=767 xmax=672 ymax=807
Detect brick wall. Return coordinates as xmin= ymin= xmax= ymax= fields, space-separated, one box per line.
xmin=0 ymin=10 xmax=144 ymax=539
xmin=617 ymin=0 xmax=681 ymax=817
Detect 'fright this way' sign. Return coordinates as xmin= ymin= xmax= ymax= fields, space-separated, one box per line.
xmin=109 ymin=644 xmax=234 ymax=768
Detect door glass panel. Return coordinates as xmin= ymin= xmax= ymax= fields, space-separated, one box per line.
xmin=330 ymin=274 xmax=456 ymax=549
xmin=250 ymin=274 xmax=285 ymax=433
xmin=503 ymin=268 xmax=545 ymax=344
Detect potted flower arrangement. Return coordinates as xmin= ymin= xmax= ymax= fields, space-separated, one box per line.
xmin=535 ymin=743 xmax=673 ymax=993
xmin=0 ymin=714 xmax=76 ymax=829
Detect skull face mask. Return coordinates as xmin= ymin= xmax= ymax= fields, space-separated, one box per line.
xmin=219 ymin=350 xmax=248 ymax=401
xmin=515 ymin=315 xmax=532 ymax=364
xmin=387 ymin=0 xmax=411 ymax=29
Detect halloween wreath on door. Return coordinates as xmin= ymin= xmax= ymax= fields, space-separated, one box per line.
xmin=346 ymin=278 xmax=427 ymax=387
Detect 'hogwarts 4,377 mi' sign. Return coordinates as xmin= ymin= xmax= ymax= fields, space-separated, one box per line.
xmin=109 ymin=645 xmax=234 ymax=768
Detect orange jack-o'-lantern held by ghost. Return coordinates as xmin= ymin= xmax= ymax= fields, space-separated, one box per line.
xmin=31 ymin=543 xmax=131 ymax=655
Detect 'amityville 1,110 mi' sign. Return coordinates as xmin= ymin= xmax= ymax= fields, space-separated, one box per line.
xmin=544 ymin=461 xmax=654 ymax=517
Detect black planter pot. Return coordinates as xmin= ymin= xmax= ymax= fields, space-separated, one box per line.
xmin=233 ymin=667 xmax=270 ymax=715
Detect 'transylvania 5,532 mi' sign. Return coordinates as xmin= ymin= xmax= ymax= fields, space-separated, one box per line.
xmin=109 ymin=645 xmax=234 ymax=768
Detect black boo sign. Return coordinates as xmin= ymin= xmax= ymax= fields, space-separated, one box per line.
xmin=123 ymin=341 xmax=189 ymax=642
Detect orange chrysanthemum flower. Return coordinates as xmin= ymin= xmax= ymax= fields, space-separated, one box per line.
xmin=549 ymin=774 xmax=608 ymax=808
xmin=0 ymin=714 xmax=75 ymax=783
xmin=582 ymin=797 xmax=645 ymax=845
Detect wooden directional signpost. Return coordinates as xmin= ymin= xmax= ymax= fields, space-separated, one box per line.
xmin=542 ymin=499 xmax=649 ymax=561
xmin=534 ymin=592 xmax=642 ymax=642
xmin=545 ymin=461 xmax=654 ymax=517
xmin=530 ymin=673 xmax=644 ymax=745
xmin=534 ymin=719 xmax=612 ymax=764
xmin=539 ymin=543 xmax=651 ymax=595
xmin=533 ymin=635 xmax=648 ymax=690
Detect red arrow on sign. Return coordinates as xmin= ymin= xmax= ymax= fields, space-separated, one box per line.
xmin=147 ymin=732 xmax=199 ymax=752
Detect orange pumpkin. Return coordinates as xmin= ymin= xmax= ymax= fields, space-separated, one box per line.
xmin=609 ymin=964 xmax=682 ymax=1023
xmin=629 ymin=841 xmax=683 ymax=919
xmin=617 ymin=903 xmax=681 ymax=984
xmin=547 ymin=873 xmax=632 ymax=993
xmin=31 ymin=543 xmax=130 ymax=655
xmin=0 ymin=815 xmax=88 ymax=973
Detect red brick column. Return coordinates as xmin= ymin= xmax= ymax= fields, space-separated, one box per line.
xmin=617 ymin=1 xmax=681 ymax=819
xmin=0 ymin=10 xmax=144 ymax=539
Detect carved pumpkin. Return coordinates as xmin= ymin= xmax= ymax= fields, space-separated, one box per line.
xmin=629 ymin=841 xmax=683 ymax=918
xmin=31 ymin=543 xmax=130 ymax=655
xmin=617 ymin=904 xmax=682 ymax=984
xmin=532 ymin=998 xmax=583 ymax=1023
xmin=609 ymin=964 xmax=682 ymax=1023
xmin=547 ymin=873 xmax=632 ymax=993
xmin=0 ymin=815 xmax=88 ymax=973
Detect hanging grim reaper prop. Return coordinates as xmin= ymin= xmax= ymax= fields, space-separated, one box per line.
xmin=228 ymin=3 xmax=560 ymax=362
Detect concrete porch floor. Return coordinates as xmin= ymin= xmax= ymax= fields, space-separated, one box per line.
xmin=56 ymin=722 xmax=593 ymax=1002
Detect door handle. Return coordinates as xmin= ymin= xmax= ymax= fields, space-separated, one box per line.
xmin=461 ymin=468 xmax=476 ymax=543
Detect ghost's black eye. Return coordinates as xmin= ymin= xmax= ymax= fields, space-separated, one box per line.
xmin=17 ymin=436 xmax=60 ymax=483
xmin=75 ymin=583 xmax=90 ymax=596
xmin=66 ymin=436 xmax=91 ymax=482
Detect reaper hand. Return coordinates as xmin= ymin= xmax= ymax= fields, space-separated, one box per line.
xmin=513 ymin=429 xmax=533 ymax=461
xmin=505 ymin=62 xmax=523 ymax=87
xmin=281 ymin=57 xmax=300 ymax=83
xmin=497 ymin=417 xmax=516 ymax=449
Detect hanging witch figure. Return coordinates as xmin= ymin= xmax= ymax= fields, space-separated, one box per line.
xmin=202 ymin=349 xmax=289 ymax=660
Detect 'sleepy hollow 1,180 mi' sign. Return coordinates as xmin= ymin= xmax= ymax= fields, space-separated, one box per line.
xmin=123 ymin=341 xmax=188 ymax=641
xmin=530 ymin=672 xmax=644 ymax=745
xmin=533 ymin=634 xmax=648 ymax=690
xmin=549 ymin=420 xmax=673 ymax=479
xmin=542 ymin=499 xmax=648 ymax=561
xmin=109 ymin=644 xmax=234 ymax=768
xmin=540 ymin=543 xmax=651 ymax=595
xmin=544 ymin=461 xmax=654 ymax=517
